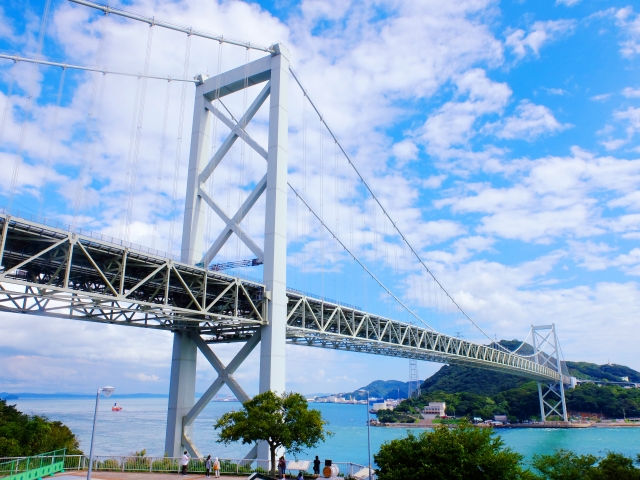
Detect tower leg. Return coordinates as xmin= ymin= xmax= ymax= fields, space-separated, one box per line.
xmin=258 ymin=43 xmax=291 ymax=464
xmin=165 ymin=331 xmax=197 ymax=457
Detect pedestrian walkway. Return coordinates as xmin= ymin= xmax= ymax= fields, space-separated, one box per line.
xmin=55 ymin=472 xmax=235 ymax=480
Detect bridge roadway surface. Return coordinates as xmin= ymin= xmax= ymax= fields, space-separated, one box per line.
xmin=0 ymin=212 xmax=565 ymax=384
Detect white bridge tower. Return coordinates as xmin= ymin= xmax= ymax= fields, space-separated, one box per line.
xmin=165 ymin=43 xmax=291 ymax=459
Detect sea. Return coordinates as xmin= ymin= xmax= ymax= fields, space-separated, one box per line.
xmin=9 ymin=398 xmax=640 ymax=466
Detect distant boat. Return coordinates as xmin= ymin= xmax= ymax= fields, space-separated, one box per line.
xmin=112 ymin=403 xmax=122 ymax=411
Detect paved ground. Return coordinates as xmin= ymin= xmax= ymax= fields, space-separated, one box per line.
xmin=55 ymin=472 xmax=236 ymax=480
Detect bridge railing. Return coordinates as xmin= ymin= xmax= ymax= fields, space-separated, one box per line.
xmin=0 ymin=207 xmax=180 ymax=262
xmin=0 ymin=449 xmax=66 ymax=478
xmin=0 ymin=455 xmax=367 ymax=478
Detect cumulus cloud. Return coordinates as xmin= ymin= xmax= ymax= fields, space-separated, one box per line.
xmin=436 ymin=149 xmax=640 ymax=243
xmin=614 ymin=7 xmax=640 ymax=57
xmin=419 ymin=69 xmax=511 ymax=154
xmin=622 ymin=87 xmax=640 ymax=98
xmin=392 ymin=139 xmax=419 ymax=166
xmin=488 ymin=101 xmax=570 ymax=140
xmin=505 ymin=19 xmax=577 ymax=60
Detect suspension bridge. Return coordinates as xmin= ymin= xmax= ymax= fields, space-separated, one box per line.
xmin=0 ymin=0 xmax=575 ymax=460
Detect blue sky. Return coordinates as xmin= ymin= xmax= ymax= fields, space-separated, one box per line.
xmin=1 ymin=0 xmax=640 ymax=397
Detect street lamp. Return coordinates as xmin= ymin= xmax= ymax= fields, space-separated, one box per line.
xmin=87 ymin=387 xmax=115 ymax=480
xmin=358 ymin=390 xmax=372 ymax=480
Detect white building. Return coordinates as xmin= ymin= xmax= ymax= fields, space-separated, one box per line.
xmin=372 ymin=402 xmax=393 ymax=412
xmin=422 ymin=402 xmax=446 ymax=419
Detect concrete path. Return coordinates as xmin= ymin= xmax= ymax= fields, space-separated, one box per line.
xmin=55 ymin=472 xmax=237 ymax=480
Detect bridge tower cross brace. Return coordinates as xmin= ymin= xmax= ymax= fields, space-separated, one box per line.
xmin=165 ymin=43 xmax=291 ymax=458
xmin=531 ymin=324 xmax=568 ymax=423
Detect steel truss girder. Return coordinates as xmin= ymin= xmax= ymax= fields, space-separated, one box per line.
xmin=0 ymin=214 xmax=266 ymax=332
xmin=0 ymin=212 xmax=570 ymax=385
xmin=284 ymin=293 xmax=566 ymax=383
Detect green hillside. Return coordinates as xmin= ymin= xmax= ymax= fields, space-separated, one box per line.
xmin=382 ymin=341 xmax=640 ymax=422
xmin=566 ymin=362 xmax=640 ymax=382
xmin=348 ymin=380 xmax=409 ymax=400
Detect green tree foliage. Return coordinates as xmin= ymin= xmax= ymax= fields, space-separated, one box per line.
xmin=0 ymin=399 xmax=83 ymax=457
xmin=345 ymin=380 xmax=409 ymax=400
xmin=566 ymin=362 xmax=640 ymax=383
xmin=532 ymin=450 xmax=640 ymax=479
xmin=394 ymin=356 xmax=640 ymax=422
xmin=420 ymin=364 xmax=529 ymax=397
xmin=566 ymin=383 xmax=640 ymax=417
xmin=214 ymin=391 xmax=331 ymax=476
xmin=531 ymin=449 xmax=599 ymax=479
xmin=374 ymin=422 xmax=534 ymax=480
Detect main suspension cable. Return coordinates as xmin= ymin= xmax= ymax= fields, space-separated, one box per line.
xmin=289 ymin=66 xmax=506 ymax=349
xmin=288 ymin=182 xmax=433 ymax=330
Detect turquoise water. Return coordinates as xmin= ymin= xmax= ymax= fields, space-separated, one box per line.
xmin=10 ymin=398 xmax=640 ymax=465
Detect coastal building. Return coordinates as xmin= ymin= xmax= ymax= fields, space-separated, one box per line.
xmin=421 ymin=402 xmax=446 ymax=419
xmin=372 ymin=402 xmax=392 ymax=412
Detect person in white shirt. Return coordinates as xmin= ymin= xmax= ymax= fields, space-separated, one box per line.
xmin=180 ymin=451 xmax=190 ymax=476
xmin=213 ymin=457 xmax=220 ymax=478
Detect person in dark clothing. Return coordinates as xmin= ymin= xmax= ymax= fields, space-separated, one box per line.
xmin=313 ymin=456 xmax=321 ymax=477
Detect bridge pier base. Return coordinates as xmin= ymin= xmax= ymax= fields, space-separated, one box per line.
xmin=165 ymin=331 xmax=197 ymax=458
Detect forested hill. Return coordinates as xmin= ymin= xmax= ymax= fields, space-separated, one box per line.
xmin=383 ymin=340 xmax=640 ymax=421
xmin=566 ymin=362 xmax=640 ymax=382
xmin=420 ymin=365 xmax=529 ymax=396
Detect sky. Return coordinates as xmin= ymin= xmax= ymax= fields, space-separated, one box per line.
xmin=1 ymin=0 xmax=640 ymax=397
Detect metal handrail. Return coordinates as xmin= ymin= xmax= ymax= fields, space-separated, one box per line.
xmin=0 ymin=455 xmax=367 ymax=478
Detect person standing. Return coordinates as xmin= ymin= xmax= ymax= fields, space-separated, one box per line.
xmin=205 ymin=456 xmax=212 ymax=478
xmin=278 ymin=456 xmax=286 ymax=479
xmin=313 ymin=456 xmax=321 ymax=478
xmin=180 ymin=451 xmax=190 ymax=476
xmin=213 ymin=457 xmax=220 ymax=478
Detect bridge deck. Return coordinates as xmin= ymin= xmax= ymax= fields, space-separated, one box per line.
xmin=0 ymin=213 xmax=564 ymax=383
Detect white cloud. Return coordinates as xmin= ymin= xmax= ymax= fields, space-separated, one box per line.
xmin=614 ymin=106 xmax=640 ymax=133
xmin=622 ymin=87 xmax=640 ymax=98
xmin=130 ymin=373 xmax=161 ymax=382
xmin=436 ymin=149 xmax=640 ymax=242
xmin=392 ymin=139 xmax=418 ymax=166
xmin=543 ymin=87 xmax=568 ymax=96
xmin=615 ymin=7 xmax=640 ymax=58
xmin=489 ymin=100 xmax=570 ymax=140
xmin=590 ymin=93 xmax=612 ymax=101
xmin=505 ymin=20 xmax=577 ymax=60
xmin=420 ymin=69 xmax=511 ymax=154
xmin=555 ymin=0 xmax=581 ymax=6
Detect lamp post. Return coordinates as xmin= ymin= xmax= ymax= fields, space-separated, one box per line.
xmin=87 ymin=386 xmax=115 ymax=480
xmin=358 ymin=390 xmax=372 ymax=480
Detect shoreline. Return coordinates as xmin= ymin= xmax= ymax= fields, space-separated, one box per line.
xmin=374 ymin=421 xmax=640 ymax=429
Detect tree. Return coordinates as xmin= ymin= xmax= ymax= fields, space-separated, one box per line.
xmin=214 ymin=391 xmax=331 ymax=476
xmin=531 ymin=449 xmax=599 ymax=480
xmin=532 ymin=449 xmax=640 ymax=480
xmin=592 ymin=452 xmax=640 ymax=480
xmin=373 ymin=422 xmax=535 ymax=480
xmin=0 ymin=400 xmax=83 ymax=457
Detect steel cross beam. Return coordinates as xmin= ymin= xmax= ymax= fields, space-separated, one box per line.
xmin=178 ymin=331 xmax=261 ymax=458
